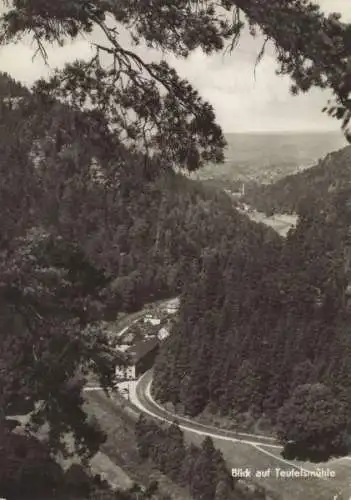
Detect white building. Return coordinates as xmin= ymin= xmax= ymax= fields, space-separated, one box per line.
xmin=165 ymin=297 xmax=180 ymax=314
xmin=114 ymin=344 xmax=129 ymax=353
xmin=3 ymin=96 xmax=25 ymax=109
xmin=158 ymin=327 xmax=170 ymax=341
xmin=166 ymin=304 xmax=178 ymax=314
xmin=143 ymin=314 xmax=161 ymax=326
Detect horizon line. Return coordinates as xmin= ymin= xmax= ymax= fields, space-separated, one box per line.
xmin=224 ymin=129 xmax=342 ymax=135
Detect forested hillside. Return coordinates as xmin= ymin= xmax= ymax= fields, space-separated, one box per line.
xmin=153 ymin=186 xmax=351 ymax=460
xmin=24 ymin=107 xmax=280 ymax=319
xmin=0 ymin=73 xmax=278 ymax=319
xmin=0 ymin=71 xmax=282 ymax=496
xmin=242 ymin=145 xmax=351 ymax=215
xmin=91 ymin=172 xmax=282 ymax=313
xmin=135 ymin=417 xmax=267 ymax=500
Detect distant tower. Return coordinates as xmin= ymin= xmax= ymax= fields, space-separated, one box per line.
xmin=241 ymin=183 xmax=245 ymax=197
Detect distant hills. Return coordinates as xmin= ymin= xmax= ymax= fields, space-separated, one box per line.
xmin=194 ymin=131 xmax=347 ymax=187
xmin=242 ymin=145 xmax=351 ymax=215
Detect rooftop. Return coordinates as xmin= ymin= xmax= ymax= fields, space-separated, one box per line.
xmin=167 ymin=297 xmax=180 ymax=307
xmin=127 ymin=338 xmax=159 ymax=363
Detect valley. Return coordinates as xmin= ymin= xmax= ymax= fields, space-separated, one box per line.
xmin=84 ymin=304 xmax=351 ymax=500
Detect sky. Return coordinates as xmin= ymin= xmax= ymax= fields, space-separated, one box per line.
xmin=0 ymin=1 xmax=350 ymax=133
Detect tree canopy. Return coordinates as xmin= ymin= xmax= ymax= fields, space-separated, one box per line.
xmin=153 ymin=178 xmax=351 ymax=460
xmin=1 ymin=0 xmax=351 ymax=149
xmin=277 ymin=383 xmax=349 ymax=461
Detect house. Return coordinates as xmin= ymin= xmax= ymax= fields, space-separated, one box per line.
xmin=165 ymin=298 xmax=180 ymax=315
xmin=115 ymin=338 xmax=160 ymax=380
xmin=114 ymin=343 xmax=129 ymax=353
xmin=143 ymin=314 xmax=161 ymax=326
xmin=3 ymin=96 xmax=25 ymax=109
xmin=166 ymin=303 xmax=178 ymax=314
xmin=158 ymin=327 xmax=170 ymax=341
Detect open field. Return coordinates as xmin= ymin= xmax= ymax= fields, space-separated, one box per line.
xmin=11 ymin=405 xmax=135 ymax=493
xmin=90 ymin=452 xmax=133 ymax=491
xmin=238 ymin=208 xmax=297 ymax=237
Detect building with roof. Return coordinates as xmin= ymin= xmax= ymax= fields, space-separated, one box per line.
xmin=115 ymin=338 xmax=160 ymax=380
xmin=165 ymin=297 xmax=180 ymax=314
xmin=143 ymin=314 xmax=161 ymax=326
xmin=157 ymin=327 xmax=170 ymax=341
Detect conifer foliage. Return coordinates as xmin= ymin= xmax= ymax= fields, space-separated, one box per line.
xmin=153 ymin=191 xmax=351 ymax=460
xmin=135 ymin=416 xmax=238 ymax=500
xmin=0 ymin=65 xmax=276 ymax=466
xmin=1 ymin=0 xmax=351 ymax=139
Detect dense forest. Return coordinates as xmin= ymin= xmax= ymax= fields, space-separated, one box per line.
xmin=0 ymin=71 xmax=280 ymax=496
xmin=135 ymin=416 xmax=268 ymax=500
xmin=242 ymin=145 xmax=351 ymax=215
xmin=153 ymin=180 xmax=351 ymax=460
xmin=0 ymin=73 xmax=277 ymax=317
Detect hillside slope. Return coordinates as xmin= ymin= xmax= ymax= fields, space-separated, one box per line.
xmin=243 ymin=145 xmax=351 ymax=215
xmin=153 ymin=177 xmax=351 ymax=461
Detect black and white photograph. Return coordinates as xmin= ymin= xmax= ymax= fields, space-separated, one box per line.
xmin=1 ymin=1 xmax=351 ymax=499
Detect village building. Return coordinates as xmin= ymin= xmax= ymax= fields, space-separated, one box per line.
xmin=143 ymin=313 xmax=161 ymax=326
xmin=115 ymin=338 xmax=159 ymax=380
xmin=165 ymin=297 xmax=180 ymax=315
xmin=3 ymin=96 xmax=25 ymax=109
xmin=115 ymin=344 xmax=129 ymax=353
xmin=157 ymin=327 xmax=170 ymax=341
xmin=166 ymin=303 xmax=178 ymax=315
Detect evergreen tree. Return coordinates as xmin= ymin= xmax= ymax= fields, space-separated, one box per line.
xmin=190 ymin=437 xmax=218 ymax=500
xmin=179 ymin=443 xmax=200 ymax=487
xmin=163 ymin=421 xmax=186 ymax=481
xmin=277 ymin=383 xmax=349 ymax=461
xmin=135 ymin=414 xmax=149 ymax=460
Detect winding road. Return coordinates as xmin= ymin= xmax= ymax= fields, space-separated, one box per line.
xmin=131 ymin=370 xmax=281 ymax=449
xmin=130 ymin=370 xmax=351 ymax=500
xmin=84 ymin=303 xmax=351 ymax=499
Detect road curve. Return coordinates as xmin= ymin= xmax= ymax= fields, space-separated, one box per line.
xmin=84 ymin=299 xmax=351 ymax=499
xmin=131 ymin=370 xmax=282 ymax=449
